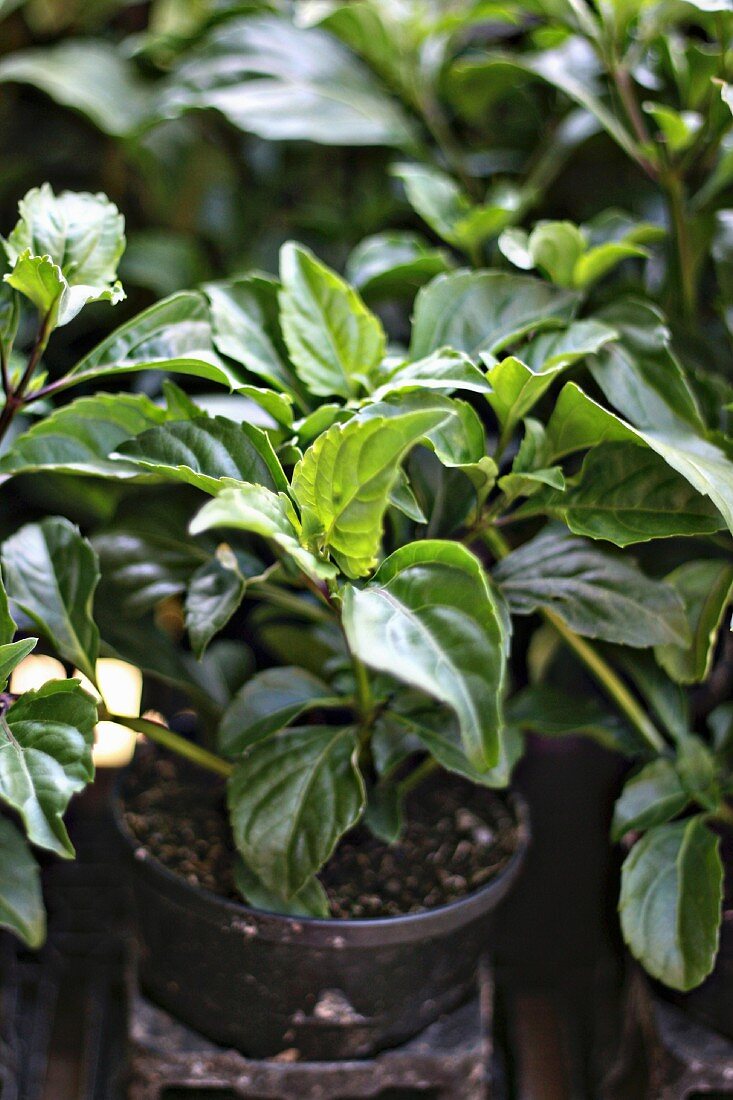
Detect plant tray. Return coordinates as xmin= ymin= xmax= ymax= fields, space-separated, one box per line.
xmin=128 ymin=964 xmax=498 ymax=1100
xmin=648 ymin=995 xmax=733 ymax=1098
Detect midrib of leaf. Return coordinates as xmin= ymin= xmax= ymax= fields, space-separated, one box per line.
xmin=286 ymin=728 xmax=353 ymax=884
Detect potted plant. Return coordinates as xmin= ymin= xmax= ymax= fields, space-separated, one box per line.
xmin=1 ymin=180 xmax=730 ymax=1064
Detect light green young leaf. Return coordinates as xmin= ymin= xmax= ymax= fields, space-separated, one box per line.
xmin=4 ymin=185 xmax=125 ymax=326
xmin=343 ymin=541 xmax=507 ymax=769
xmin=493 ymin=526 xmax=689 ymax=648
xmin=526 ymin=443 xmax=726 ymax=545
xmin=655 ymin=560 xmax=733 ymax=684
xmin=518 ymin=318 xmax=617 ymax=372
xmin=0 ymin=679 xmax=97 ymax=858
xmin=190 ymin=483 xmax=337 ymax=584
xmin=0 ymin=818 xmax=45 ymax=948
xmin=279 ymin=243 xmax=385 ymax=399
xmin=620 ymin=817 xmax=723 ymax=991
xmin=219 ymin=667 xmax=340 ymax=755
xmin=228 ymin=724 xmax=364 ymax=898
xmin=411 ymin=270 xmax=578 ymax=358
xmin=2 ymin=518 xmax=100 ymax=683
xmin=233 ymin=856 xmax=329 ymax=918
xmin=112 ymin=416 xmax=287 ymax=494
xmin=0 ymin=393 xmax=171 ymax=479
xmin=291 ymin=399 xmax=471 ymax=577
xmin=612 ymin=760 xmax=690 ymax=842
xmin=527 ymin=221 xmax=586 ymax=287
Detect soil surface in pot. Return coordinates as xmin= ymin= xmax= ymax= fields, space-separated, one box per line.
xmin=122 ymin=747 xmax=519 ymax=919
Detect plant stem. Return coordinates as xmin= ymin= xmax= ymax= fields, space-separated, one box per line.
xmin=352 ymin=657 xmax=374 ymax=724
xmin=664 ymin=172 xmax=696 ymax=320
xmin=714 ymin=801 xmax=733 ymax=829
xmin=0 ymin=311 xmax=52 ymax=445
xmin=399 ymin=756 xmax=439 ymax=798
xmin=114 ymin=713 xmax=234 ymax=778
xmin=481 ymin=525 xmax=667 ymax=754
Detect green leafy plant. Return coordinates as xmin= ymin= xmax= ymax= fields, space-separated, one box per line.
xmin=0 ymin=180 xmax=729 ymax=995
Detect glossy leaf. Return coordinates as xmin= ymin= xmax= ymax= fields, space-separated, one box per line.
xmin=0 ymin=393 xmax=171 ymax=479
xmin=2 ymin=518 xmax=100 ymax=682
xmin=163 ymin=16 xmax=416 ymax=148
xmin=373 ymin=349 xmax=491 ymax=400
xmin=0 ymin=818 xmax=45 ymax=948
xmin=279 ymin=243 xmax=385 ymax=399
xmin=233 ymin=856 xmax=329 ymax=918
xmin=411 ymin=270 xmax=578 ymax=358
xmin=292 ymin=400 xmax=470 ymax=577
xmin=620 ymin=818 xmax=723 ymax=991
xmin=113 ymin=416 xmax=287 ymax=494
xmin=494 ymin=526 xmax=689 ymax=648
xmin=655 ymin=560 xmax=733 ymax=684
xmin=345 ymin=232 xmax=452 ymax=299
xmin=612 ymin=760 xmax=690 ymax=842
xmin=219 ymin=667 xmax=340 ymax=755
xmin=228 ymin=724 xmax=364 ymax=897
xmin=528 ymin=443 xmax=726 ymax=545
xmin=184 ymin=546 xmax=259 ymax=659
xmin=0 ymin=679 xmax=97 ymax=858
xmin=190 ymin=483 xmax=337 ymax=583
xmin=343 ymin=541 xmax=507 ymax=769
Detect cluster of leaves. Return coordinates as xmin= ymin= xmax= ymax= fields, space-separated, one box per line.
xmin=0 ymin=0 xmax=732 ymax=994
xmin=0 ymin=178 xmax=729 ymax=1000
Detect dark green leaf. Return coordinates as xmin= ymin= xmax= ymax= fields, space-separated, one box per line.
xmin=343 ymin=541 xmax=507 ymax=769
xmin=655 ymin=561 xmax=733 ymax=684
xmin=612 ymin=760 xmax=689 ymax=841
xmin=219 ymin=666 xmax=340 ymax=756
xmin=233 ymin=856 xmax=329 ymax=918
xmin=345 ymin=232 xmax=452 ymax=299
xmin=228 ymin=724 xmax=364 ymax=897
xmin=0 ymin=680 xmax=97 ymax=858
xmin=0 ymin=818 xmax=45 ymax=948
xmin=619 ymin=818 xmax=723 ymax=990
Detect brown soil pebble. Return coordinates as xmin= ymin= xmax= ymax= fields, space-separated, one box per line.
xmin=122 ymin=746 xmax=520 ymax=920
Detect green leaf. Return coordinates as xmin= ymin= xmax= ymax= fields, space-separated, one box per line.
xmin=393 ymin=163 xmax=519 ymax=252
xmin=643 ymin=102 xmax=702 ymax=154
xmin=612 ymin=760 xmax=690 ymax=842
xmin=528 ymin=443 xmax=726 ymax=546
xmin=291 ymin=399 xmax=471 ymax=577
xmin=0 ymin=393 xmax=171 ymax=479
xmin=410 ymin=270 xmax=578 ymax=358
xmin=112 ymin=416 xmax=287 ymax=494
xmin=2 ymin=518 xmax=100 ymax=682
xmin=345 ymin=232 xmax=452 ymax=299
xmin=0 ymin=818 xmax=45 ymax=948
xmin=233 ymin=856 xmax=329 ymax=918
xmin=391 ymin=707 xmax=522 ymax=788
xmin=184 ymin=546 xmax=258 ymax=659
xmin=544 ymin=383 xmax=733 ymax=535
xmin=190 ymin=483 xmax=337 ymax=584
xmin=163 ymin=15 xmax=416 ymax=148
xmin=279 ymin=243 xmax=385 ymax=399
xmin=0 ymin=639 xmax=37 ymax=690
xmin=364 ymin=781 xmax=404 ymax=844
xmin=0 ymin=679 xmax=97 ymax=858
xmin=205 ymin=277 xmax=299 ymax=397
xmin=506 ymin=684 xmax=637 ymax=754
xmin=0 ymin=41 xmax=150 ymax=136
xmin=619 ymin=817 xmax=723 ymax=991
xmin=228 ymin=724 xmax=364 ymax=898
xmin=526 ymin=221 xmax=586 ymax=288
xmin=372 ymin=349 xmax=491 ymax=400
xmin=574 ymin=242 xmax=647 ymax=288
xmin=4 ymin=185 xmax=125 ymax=326
xmin=518 ymin=318 xmax=618 ymax=372
xmin=655 ymin=561 xmax=733 ymax=684
xmin=219 ymin=666 xmax=340 ymax=756
xmin=65 ymin=292 xmax=236 ymax=394
xmin=494 ymin=526 xmax=689 ymax=648
xmin=343 ymin=541 xmax=507 ymax=769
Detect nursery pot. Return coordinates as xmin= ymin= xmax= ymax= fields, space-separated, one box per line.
xmin=114 ymin=786 xmax=529 ymax=1061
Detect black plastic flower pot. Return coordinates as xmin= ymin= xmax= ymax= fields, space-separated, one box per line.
xmin=113 ymin=787 xmax=529 ymax=1061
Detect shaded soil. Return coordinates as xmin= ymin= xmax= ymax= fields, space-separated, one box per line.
xmin=121 ymin=747 xmax=520 ymax=919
